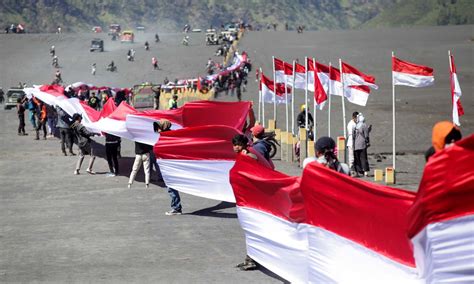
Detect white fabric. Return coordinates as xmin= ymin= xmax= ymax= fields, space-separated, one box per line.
xmin=157 ymin=159 xmax=236 ymax=202
xmin=24 ymin=87 xmax=64 ymax=106
xmin=124 ymin=115 xmax=182 ymax=146
xmin=452 ymin=73 xmax=462 ymax=126
xmin=343 ymin=73 xmax=379 ymax=89
xmin=305 ymin=224 xmax=420 ymax=284
xmin=262 ymin=81 xmax=287 ymax=104
xmin=317 ymin=72 xmax=330 ymax=94
xmin=393 ymin=72 xmax=434 ymax=88
xmin=275 ymin=70 xmax=286 ymax=83
xmin=346 ymin=119 xmax=356 ymax=147
xmin=307 ymin=71 xmax=315 ymax=92
xmin=91 ymin=118 xmax=133 ymax=140
xmin=411 ymin=214 xmax=474 ymax=284
xmin=237 ymin=207 xmax=309 ymax=284
xmin=329 ymin=79 xmax=343 ymax=97
xmin=288 ymin=72 xmax=306 ymax=90
xmin=344 ymin=87 xmax=370 ymax=106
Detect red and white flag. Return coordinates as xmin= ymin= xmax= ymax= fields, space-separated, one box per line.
xmin=450 ymin=54 xmax=464 ymax=126
xmin=408 ymin=135 xmax=474 ymax=283
xmin=155 ymin=125 xmax=239 ymax=202
xmin=274 ymin=57 xmax=292 ymax=84
xmin=341 ymin=61 xmax=378 ymax=89
xmin=329 ymin=66 xmax=343 ymax=97
xmin=392 ymin=57 xmax=434 ymax=87
xmin=261 ymin=73 xmax=291 ymax=104
xmin=345 ymin=85 xmax=371 ymax=106
xmin=307 ymin=58 xmax=328 ymax=108
xmin=288 ymin=62 xmax=306 ymax=90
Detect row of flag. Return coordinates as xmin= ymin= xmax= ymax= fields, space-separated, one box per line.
xmin=258 ymin=52 xmax=464 ymax=125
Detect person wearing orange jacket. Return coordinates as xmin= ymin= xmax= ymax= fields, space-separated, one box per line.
xmin=34 ymin=100 xmax=47 ymax=140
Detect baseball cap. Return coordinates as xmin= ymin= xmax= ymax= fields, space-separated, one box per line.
xmin=250 ymin=124 xmax=264 ymax=137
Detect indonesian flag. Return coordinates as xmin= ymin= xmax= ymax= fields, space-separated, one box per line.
xmin=261 ymin=73 xmax=291 ymax=104
xmin=230 ymin=155 xmax=421 ymax=283
xmin=329 ymin=66 xmax=343 ymax=97
xmin=408 ymin=135 xmax=474 ymax=283
xmin=450 ymin=54 xmax=464 ymax=126
xmin=288 ymin=63 xmax=306 ymax=90
xmin=308 ymin=58 xmax=328 ymax=108
xmin=274 ymin=57 xmax=292 ymax=83
xmin=155 ymin=125 xmax=239 ymax=202
xmin=345 ymin=85 xmax=371 ymax=106
xmin=341 ymin=61 xmax=378 ymax=89
xmin=392 ymin=57 xmax=434 ymax=87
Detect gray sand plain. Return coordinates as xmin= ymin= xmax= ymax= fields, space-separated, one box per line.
xmin=0 ymin=25 xmax=473 ymax=282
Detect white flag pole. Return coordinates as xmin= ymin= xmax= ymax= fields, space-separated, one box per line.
xmin=285 ymin=72 xmax=289 ymax=133
xmin=448 ymin=50 xmax=455 ymax=125
xmin=305 ymin=57 xmax=308 ymax=131
xmin=328 ymin=62 xmax=332 ymax=137
xmin=258 ymin=68 xmax=262 ymax=124
xmin=392 ymin=51 xmax=396 ymax=170
xmin=272 ymin=56 xmax=277 ymax=124
xmin=291 ymin=60 xmax=296 ymax=135
xmin=313 ymin=58 xmax=317 ymax=141
xmin=339 ymin=58 xmax=347 ymax=139
xmin=260 ymin=67 xmax=265 ymax=127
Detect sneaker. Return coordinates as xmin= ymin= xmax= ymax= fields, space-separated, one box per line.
xmin=165 ymin=209 xmax=182 ymax=216
xmin=74 ymin=170 xmax=79 ymax=175
xmin=23 ymin=133 xmax=28 ymax=136
xmin=86 ymin=169 xmax=96 ymax=175
xmin=127 ymin=183 xmax=131 ymax=189
xmin=63 ymin=151 xmax=67 ymax=156
xmin=145 ymin=184 xmax=149 ymax=189
xmin=364 ymin=171 xmax=369 ymax=177
xmin=106 ymin=172 xmax=116 ymax=177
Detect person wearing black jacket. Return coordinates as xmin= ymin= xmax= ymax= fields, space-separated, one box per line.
xmin=128 ymin=140 xmax=153 ymax=188
xmin=105 ymin=133 xmax=121 ymax=176
xmin=56 ymin=106 xmax=75 ymax=156
xmin=71 ymin=113 xmax=99 ymax=175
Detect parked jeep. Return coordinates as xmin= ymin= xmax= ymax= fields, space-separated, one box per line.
xmin=4 ymin=88 xmax=26 ymax=110
xmin=90 ymin=39 xmax=104 ymax=52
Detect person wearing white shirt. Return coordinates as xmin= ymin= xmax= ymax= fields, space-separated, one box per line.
xmin=346 ymin=111 xmax=359 ymax=175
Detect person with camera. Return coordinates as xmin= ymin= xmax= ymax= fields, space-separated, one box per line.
xmin=303 ymin=136 xmax=350 ymax=175
xmin=71 ymin=113 xmax=99 ymax=175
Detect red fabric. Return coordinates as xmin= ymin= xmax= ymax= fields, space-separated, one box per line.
xmin=307 ymin=58 xmax=315 ymax=71
xmin=450 ymin=55 xmax=464 ymax=116
xmin=300 ymin=162 xmax=416 ymax=267
xmin=78 ymin=101 xmax=101 ymax=122
xmin=295 ymin=63 xmax=306 ymax=74
xmin=230 ymin=154 xmax=305 ymax=223
xmin=107 ymin=101 xmax=137 ymax=121
xmin=274 ymin=57 xmax=285 ymax=71
xmin=349 ymin=85 xmax=370 ymax=93
xmin=392 ymin=57 xmax=434 ymax=76
xmin=316 ymin=62 xmax=330 ymax=74
xmin=182 ymin=101 xmax=251 ymax=130
xmin=330 ymin=66 xmax=341 ymax=81
xmin=341 ymin=61 xmax=376 ymax=84
xmin=99 ymin=98 xmax=117 ymax=119
xmin=39 ymin=85 xmax=66 ymax=98
xmin=153 ymin=125 xmax=239 ymax=160
xmin=314 ymin=60 xmax=328 ymax=104
xmin=408 ymin=135 xmax=474 ymax=238
xmin=138 ymin=108 xmax=184 ymax=126
xmin=261 ymin=73 xmax=292 ymax=97
xmin=284 ymin=62 xmax=294 ymax=75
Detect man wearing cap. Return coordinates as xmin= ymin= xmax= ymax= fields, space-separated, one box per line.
xmin=250 ymin=124 xmax=275 ymax=169
xmin=303 ymin=136 xmax=350 ymax=175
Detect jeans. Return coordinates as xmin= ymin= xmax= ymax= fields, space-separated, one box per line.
xmin=128 ymin=153 xmax=150 ymax=185
xmin=59 ymin=127 xmax=73 ymax=153
xmin=168 ymin=187 xmax=182 ymax=211
xmin=18 ymin=114 xmax=25 ymax=134
xmin=29 ymin=111 xmax=36 ymax=128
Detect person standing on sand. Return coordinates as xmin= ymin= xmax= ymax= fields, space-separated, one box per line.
xmin=353 ymin=113 xmax=370 ymax=177
xmin=91 ymin=63 xmax=96 ymax=75
xmin=105 ymin=133 xmax=121 ymax=177
xmin=16 ymin=97 xmax=27 ymax=136
xmin=128 ymin=140 xmax=153 ymax=189
xmin=35 ymin=101 xmax=47 ymax=140
xmin=152 ymin=57 xmax=158 ymax=70
xmin=71 ymin=113 xmax=98 ymax=175
xmin=168 ymin=94 xmax=178 ymax=110
xmin=56 ymin=106 xmax=75 ymax=156
xmin=346 ymin=111 xmax=359 ymax=176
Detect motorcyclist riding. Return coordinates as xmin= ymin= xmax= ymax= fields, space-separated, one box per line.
xmin=145 ymin=41 xmax=149 ymax=51
xmin=182 ymin=36 xmax=189 ymax=46
xmin=107 ymin=61 xmax=116 ymax=72
xmin=52 ymin=55 xmax=59 ymax=67
xmin=155 ymin=33 xmax=160 ymax=42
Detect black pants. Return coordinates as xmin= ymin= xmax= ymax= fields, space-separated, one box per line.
xmin=36 ymin=120 xmax=47 ymax=139
xmin=59 ymin=127 xmax=73 ymax=153
xmin=18 ymin=114 xmax=25 ymax=134
xmin=354 ymin=148 xmax=369 ymax=174
xmin=106 ymin=142 xmax=120 ymax=174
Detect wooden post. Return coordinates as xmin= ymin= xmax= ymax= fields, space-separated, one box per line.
xmin=299 ymin=128 xmax=307 ymax=168
xmin=307 ymin=140 xmax=315 ymax=158
xmin=337 ymin=136 xmax=345 ymax=163
xmin=374 ymin=169 xmax=383 ymax=182
xmin=267 ymin=119 xmax=276 ymax=131
xmin=385 ymin=167 xmax=396 ymax=184
xmin=281 ymin=131 xmax=288 ymax=162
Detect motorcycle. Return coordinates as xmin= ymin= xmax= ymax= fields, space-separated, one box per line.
xmin=182 ymin=36 xmax=189 ymax=46
xmin=106 ymin=65 xmax=117 ymax=72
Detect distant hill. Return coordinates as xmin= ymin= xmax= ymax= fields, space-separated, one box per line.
xmin=0 ymin=0 xmax=472 ymax=33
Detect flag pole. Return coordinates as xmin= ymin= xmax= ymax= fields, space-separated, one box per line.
xmin=258 ymin=67 xmax=262 ymax=125
xmin=285 ymin=71 xmax=289 ymax=133
xmin=392 ymin=51 xmax=396 ymax=170
xmin=305 ymin=57 xmax=308 ymax=131
xmin=328 ymin=62 xmax=332 ymax=137
xmin=291 ymin=60 xmax=296 ymax=135
xmin=272 ymin=56 xmax=277 ymax=125
xmin=339 ymin=58 xmax=347 ymax=139
xmin=313 ymin=58 xmax=317 ymax=141
xmin=260 ymin=67 xmax=265 ymax=127
xmin=448 ymin=50 xmax=453 ymax=125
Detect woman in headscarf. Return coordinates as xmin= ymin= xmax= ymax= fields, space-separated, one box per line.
xmin=353 ymin=113 xmax=370 ymax=177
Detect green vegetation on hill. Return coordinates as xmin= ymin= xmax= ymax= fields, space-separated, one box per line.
xmin=0 ymin=0 xmax=472 ymax=33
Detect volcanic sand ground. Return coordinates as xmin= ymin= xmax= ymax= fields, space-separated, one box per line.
xmin=0 ymin=25 xmax=473 ymax=282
